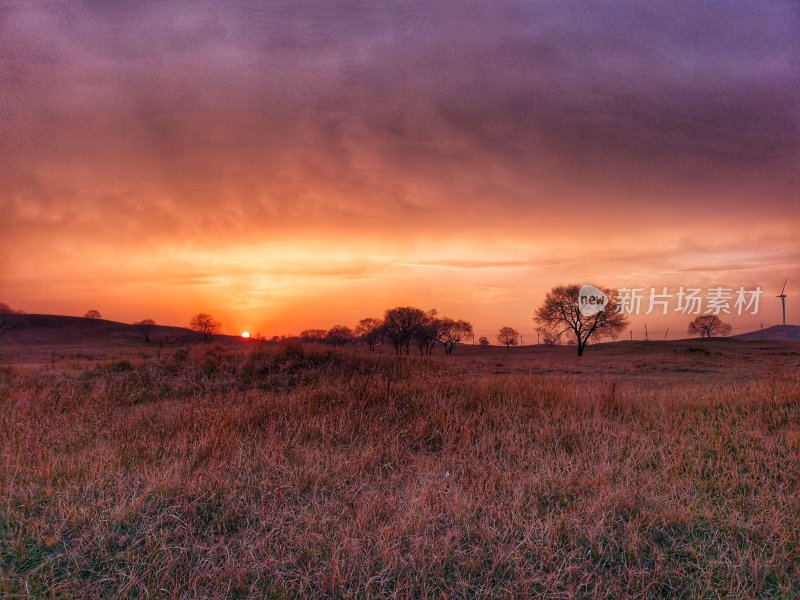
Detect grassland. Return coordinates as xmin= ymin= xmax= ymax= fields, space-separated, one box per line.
xmin=1 ymin=340 xmax=799 ymax=598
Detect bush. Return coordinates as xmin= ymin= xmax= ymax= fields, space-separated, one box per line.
xmin=192 ymin=345 xmax=240 ymax=377
xmin=276 ymin=339 xmax=305 ymax=360
xmin=106 ymin=360 xmax=134 ymax=373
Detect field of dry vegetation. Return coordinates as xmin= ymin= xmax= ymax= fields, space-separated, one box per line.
xmin=1 ymin=341 xmax=799 ymax=598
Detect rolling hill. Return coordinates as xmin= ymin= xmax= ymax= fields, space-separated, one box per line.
xmin=732 ymin=324 xmax=800 ymax=342
xmin=0 ymin=313 xmax=202 ymax=345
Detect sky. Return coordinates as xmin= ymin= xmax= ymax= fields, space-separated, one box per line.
xmin=2 ymin=0 xmax=799 ymax=339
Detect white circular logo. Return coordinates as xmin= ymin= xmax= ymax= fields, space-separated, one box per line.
xmin=578 ymin=284 xmax=609 ymax=316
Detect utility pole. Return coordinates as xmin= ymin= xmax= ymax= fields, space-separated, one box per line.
xmin=644 ymin=323 xmax=648 ymax=342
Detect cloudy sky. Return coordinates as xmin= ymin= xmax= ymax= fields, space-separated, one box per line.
xmin=2 ymin=0 xmax=798 ymax=337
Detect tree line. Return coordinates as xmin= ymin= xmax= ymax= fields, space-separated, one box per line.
xmin=180 ymin=286 xmax=735 ymax=357
xmin=2 ymin=280 xmax=737 ymax=358
xmin=296 ymin=307 xmax=475 ymax=355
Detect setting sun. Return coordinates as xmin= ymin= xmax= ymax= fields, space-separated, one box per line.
xmin=241 ymin=331 xmax=250 ymax=339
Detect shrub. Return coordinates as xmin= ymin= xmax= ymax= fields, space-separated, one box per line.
xmin=106 ymin=360 xmax=134 ymax=373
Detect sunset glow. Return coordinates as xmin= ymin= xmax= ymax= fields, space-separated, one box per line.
xmin=3 ymin=4 xmax=800 ymax=595
xmin=1 ymin=1 xmax=797 ymax=337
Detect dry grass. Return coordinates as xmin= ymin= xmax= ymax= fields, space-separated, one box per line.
xmin=1 ymin=343 xmax=799 ymax=598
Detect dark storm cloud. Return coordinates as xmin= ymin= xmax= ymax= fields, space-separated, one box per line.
xmin=1 ymin=0 xmax=799 ymax=244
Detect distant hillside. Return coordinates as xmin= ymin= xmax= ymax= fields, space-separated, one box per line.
xmin=0 ymin=313 xmax=204 ymax=345
xmin=732 ymin=324 xmax=800 ymax=342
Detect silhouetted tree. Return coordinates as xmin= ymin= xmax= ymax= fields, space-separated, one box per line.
xmin=412 ymin=309 xmax=441 ymax=355
xmin=381 ymin=306 xmax=427 ymax=355
xmin=189 ymin=313 xmax=221 ymax=342
xmin=437 ymin=318 xmax=473 ymax=355
xmin=537 ymin=326 xmax=560 ymax=345
xmin=85 ymin=309 xmax=102 ymax=319
xmin=355 ymin=317 xmax=383 ymax=351
xmin=497 ymin=327 xmax=519 ymax=348
xmin=300 ymin=329 xmax=327 ymax=343
xmin=326 ymin=325 xmax=354 ymax=347
xmin=534 ymin=284 xmax=627 ymax=356
xmin=134 ymin=319 xmax=156 ymax=343
xmin=478 ymin=336 xmax=490 ymax=346
xmin=688 ymin=315 xmax=732 ymax=338
xmin=0 ymin=303 xmax=15 ymax=313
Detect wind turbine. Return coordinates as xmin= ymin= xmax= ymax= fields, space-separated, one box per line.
xmin=777 ymin=280 xmax=787 ymax=326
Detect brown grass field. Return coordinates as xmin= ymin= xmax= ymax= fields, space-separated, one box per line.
xmin=1 ymin=334 xmax=799 ymax=598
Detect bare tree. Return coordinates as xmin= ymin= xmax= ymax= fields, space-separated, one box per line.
xmin=85 ymin=309 xmax=102 ymax=319
xmin=134 ymin=319 xmax=156 ymax=343
xmin=534 ymin=284 xmax=627 ymax=356
xmin=355 ymin=317 xmax=383 ymax=350
xmin=437 ymin=318 xmax=473 ymax=355
xmin=0 ymin=302 xmax=24 ymax=315
xmin=478 ymin=336 xmax=490 ymax=346
xmin=325 ymin=325 xmax=354 ymax=347
xmin=497 ymin=327 xmax=520 ymax=348
xmin=688 ymin=315 xmax=732 ymax=338
xmin=189 ymin=313 xmax=221 ymax=342
xmin=413 ymin=310 xmax=441 ymax=355
xmin=299 ymin=329 xmax=327 ymax=343
xmin=537 ymin=326 xmax=561 ymax=345
xmin=381 ymin=306 xmax=427 ymax=355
